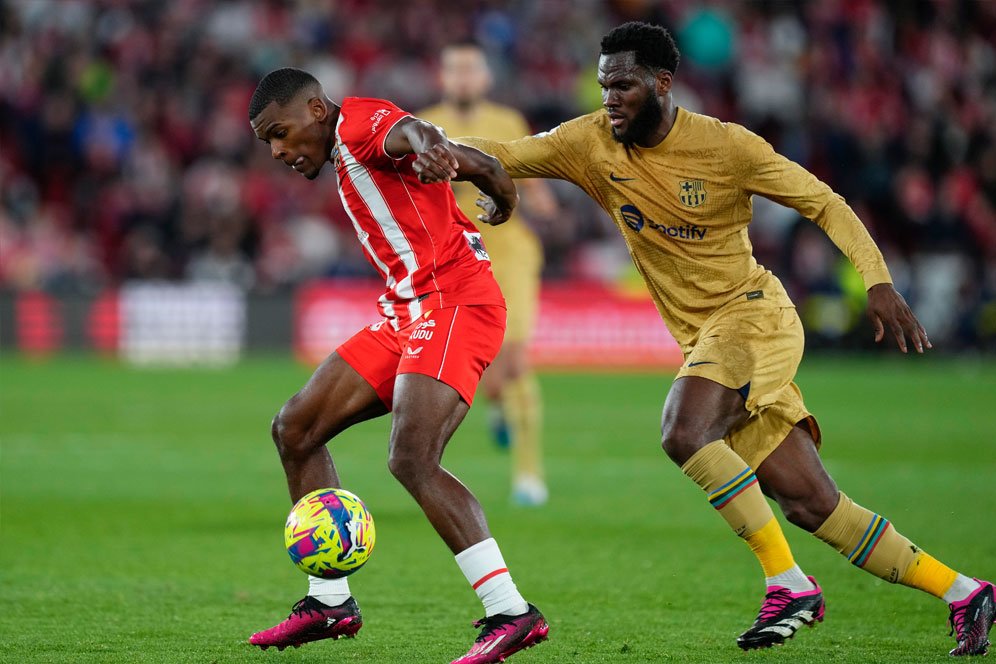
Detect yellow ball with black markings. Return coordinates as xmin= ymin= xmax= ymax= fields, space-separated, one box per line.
xmin=284 ymin=488 xmax=375 ymax=578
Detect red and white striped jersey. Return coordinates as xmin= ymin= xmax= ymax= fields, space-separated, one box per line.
xmin=333 ymin=97 xmax=504 ymax=329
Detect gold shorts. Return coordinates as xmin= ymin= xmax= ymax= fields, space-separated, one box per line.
xmin=675 ymin=297 xmax=821 ymax=469
xmin=487 ymin=238 xmax=542 ymax=344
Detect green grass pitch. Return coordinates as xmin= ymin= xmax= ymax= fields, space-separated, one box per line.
xmin=2 ymin=355 xmax=994 ymax=663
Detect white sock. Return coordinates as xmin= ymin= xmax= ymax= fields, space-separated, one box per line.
xmin=943 ymin=574 xmax=981 ymax=604
xmin=455 ymin=538 xmax=528 ymax=617
xmin=766 ymin=565 xmax=815 ymax=593
xmin=307 ymin=575 xmax=351 ymax=607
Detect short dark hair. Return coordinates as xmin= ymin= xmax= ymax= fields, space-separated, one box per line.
xmin=600 ymin=22 xmax=680 ymax=74
xmin=249 ymin=68 xmax=320 ymax=121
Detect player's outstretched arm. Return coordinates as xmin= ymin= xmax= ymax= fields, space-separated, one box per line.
xmin=446 ymin=142 xmax=519 ymax=226
xmin=386 ymin=117 xmax=517 ymax=225
xmin=866 ymin=283 xmax=931 ymax=354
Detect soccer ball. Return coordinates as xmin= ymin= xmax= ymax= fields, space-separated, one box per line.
xmin=284 ymin=487 xmax=376 ymax=578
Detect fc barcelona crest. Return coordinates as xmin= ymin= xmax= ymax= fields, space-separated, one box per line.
xmin=678 ymin=180 xmax=707 ymax=207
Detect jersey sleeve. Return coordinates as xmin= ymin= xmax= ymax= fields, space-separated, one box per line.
xmin=730 ymin=124 xmax=893 ymax=289
xmin=340 ymin=98 xmax=412 ymax=166
xmin=455 ymin=118 xmax=587 ymax=184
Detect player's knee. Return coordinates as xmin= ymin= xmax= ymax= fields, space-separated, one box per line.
xmin=660 ymin=422 xmax=709 ymax=465
xmin=271 ymin=405 xmax=309 ymax=462
xmin=386 ymin=448 xmax=433 ymax=488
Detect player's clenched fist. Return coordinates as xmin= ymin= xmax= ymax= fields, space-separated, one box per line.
xmin=413 ymin=144 xmax=458 ymax=184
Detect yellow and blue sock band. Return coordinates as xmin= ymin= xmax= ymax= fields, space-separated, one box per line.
xmin=847 ymin=513 xmax=890 ymax=567
xmin=708 ymin=468 xmax=758 ymax=510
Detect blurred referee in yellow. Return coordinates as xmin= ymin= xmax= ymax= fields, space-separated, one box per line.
xmin=420 ymin=41 xmax=557 ymax=506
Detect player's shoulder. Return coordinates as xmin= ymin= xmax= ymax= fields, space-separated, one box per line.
xmin=675 ymin=108 xmax=738 ymax=142
xmin=539 ymin=109 xmax=609 ymax=145
xmin=681 ymin=109 xmax=763 ymax=147
xmin=341 ymin=96 xmax=403 ymax=115
xmin=672 ymin=109 xmax=766 ymax=166
xmin=339 ymin=97 xmax=410 ymax=138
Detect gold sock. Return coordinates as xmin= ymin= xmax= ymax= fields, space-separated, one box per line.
xmin=506 ymin=374 xmax=543 ymax=482
xmin=682 ymin=440 xmax=796 ymax=577
xmin=900 ymin=552 xmax=958 ymax=599
xmin=814 ymin=492 xmax=957 ymax=596
xmin=747 ymin=518 xmax=797 ymax=578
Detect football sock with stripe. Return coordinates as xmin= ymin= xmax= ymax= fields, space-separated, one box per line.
xmin=682 ymin=441 xmax=809 ymax=590
xmin=308 ymin=575 xmax=351 ymax=607
xmin=813 ymin=492 xmax=970 ymax=599
xmin=507 ymin=373 xmax=543 ymax=484
xmin=455 ymin=537 xmax=529 ymax=617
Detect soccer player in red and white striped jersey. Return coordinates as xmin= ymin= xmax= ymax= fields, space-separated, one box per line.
xmin=246 ymin=68 xmax=548 ymax=664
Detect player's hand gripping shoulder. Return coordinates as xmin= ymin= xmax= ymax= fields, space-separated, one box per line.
xmin=866 ymin=283 xmax=932 ymax=354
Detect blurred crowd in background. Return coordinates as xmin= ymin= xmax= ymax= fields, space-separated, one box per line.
xmin=1 ymin=0 xmax=995 ymax=349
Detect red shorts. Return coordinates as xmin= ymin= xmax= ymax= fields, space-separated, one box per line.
xmin=337 ymin=305 xmax=506 ymax=409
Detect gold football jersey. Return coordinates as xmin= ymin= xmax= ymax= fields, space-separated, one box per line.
xmin=419 ymin=100 xmax=540 ymax=260
xmin=459 ymin=107 xmax=892 ymax=349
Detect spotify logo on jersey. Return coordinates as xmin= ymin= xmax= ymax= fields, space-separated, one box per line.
xmin=619 ymin=204 xmax=707 ymax=240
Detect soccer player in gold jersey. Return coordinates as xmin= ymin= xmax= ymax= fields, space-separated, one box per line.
xmin=420 ymin=41 xmax=558 ymax=506
xmin=419 ymin=21 xmax=995 ymax=657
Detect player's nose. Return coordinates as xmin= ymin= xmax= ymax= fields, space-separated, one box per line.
xmin=270 ymin=143 xmax=286 ymax=161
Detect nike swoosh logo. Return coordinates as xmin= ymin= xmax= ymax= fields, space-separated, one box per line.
xmin=609 ymin=172 xmax=636 ymax=182
xmin=687 ymin=361 xmax=716 ymax=367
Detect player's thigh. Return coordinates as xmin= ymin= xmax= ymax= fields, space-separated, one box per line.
xmin=390 ymin=305 xmax=504 ymax=461
xmin=396 ymin=305 xmax=504 ymax=407
xmin=664 ymin=301 xmax=803 ymax=454
xmin=661 ymin=376 xmax=750 ymax=456
xmin=277 ymin=351 xmax=389 ymax=445
xmin=390 ymin=373 xmax=471 ymax=466
xmin=755 ymin=424 xmax=839 ymax=530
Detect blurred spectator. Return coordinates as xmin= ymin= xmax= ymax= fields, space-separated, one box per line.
xmin=0 ymin=0 xmax=993 ymax=349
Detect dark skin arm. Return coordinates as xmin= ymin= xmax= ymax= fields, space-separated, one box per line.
xmin=866 ymin=283 xmax=931 ymax=353
xmin=384 ymin=117 xmax=518 ymax=225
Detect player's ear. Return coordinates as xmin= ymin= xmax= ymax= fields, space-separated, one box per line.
xmin=656 ymin=70 xmax=673 ymax=96
xmin=309 ymin=96 xmax=328 ymax=122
